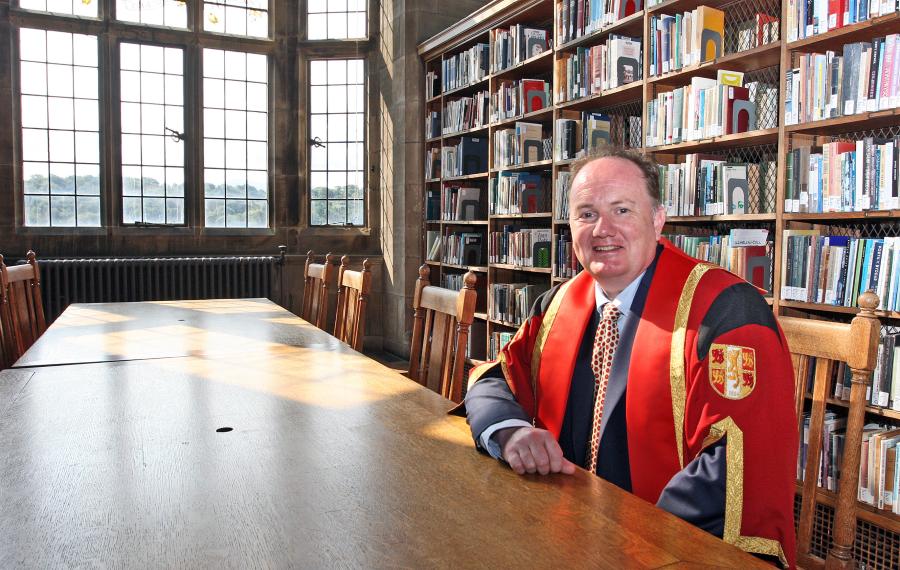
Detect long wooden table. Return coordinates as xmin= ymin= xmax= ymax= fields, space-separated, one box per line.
xmin=1 ymin=300 xmax=766 ymax=568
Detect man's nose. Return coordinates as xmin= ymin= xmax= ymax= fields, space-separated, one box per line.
xmin=591 ymin=215 xmax=613 ymax=236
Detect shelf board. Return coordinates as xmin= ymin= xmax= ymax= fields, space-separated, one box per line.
xmin=490 ymin=263 xmax=553 ymax=274
xmin=648 ymin=42 xmax=781 ymax=85
xmin=492 ymin=159 xmax=553 ymax=173
xmin=426 ymin=93 xmax=441 ymax=104
xmin=443 ymin=124 xmax=489 ymax=139
xmin=787 ymin=13 xmax=900 ymax=54
xmin=443 ymin=172 xmax=489 ymax=181
xmin=780 ymin=300 xmax=900 ymax=320
xmin=490 ymin=107 xmax=554 ymax=129
xmin=785 ymin=107 xmax=900 ymax=136
xmin=556 ymin=80 xmax=643 ymax=111
xmin=794 ymin=482 xmax=900 ymax=533
xmin=822 ymin=396 xmax=900 ymax=421
xmin=424 ymin=219 xmax=441 ymax=224
xmin=555 ymin=11 xmax=645 ymax=52
xmin=425 ymin=178 xmax=440 ymax=184
xmin=425 ymin=135 xmax=442 ymax=144
xmin=784 ymin=210 xmax=900 ymax=221
xmin=489 ymin=212 xmax=552 ymax=219
xmin=442 ymin=76 xmax=489 ymax=98
xmin=443 ymin=262 xmax=488 ymax=272
xmin=554 ymin=219 xmax=570 ymax=224
xmin=474 ymin=312 xmax=488 ymax=321
xmin=425 ymin=260 xmax=441 ymax=266
xmin=442 ymin=219 xmax=489 ymax=225
xmin=554 ymin=157 xmax=577 ymax=167
xmin=665 ymin=212 xmax=777 ymax=223
xmin=552 ymin=276 xmax=571 ymax=283
xmin=647 ymin=128 xmax=779 ymax=153
xmin=489 ymin=48 xmax=554 ymax=81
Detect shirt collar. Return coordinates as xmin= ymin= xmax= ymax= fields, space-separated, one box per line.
xmin=594 ymin=271 xmax=645 ymax=316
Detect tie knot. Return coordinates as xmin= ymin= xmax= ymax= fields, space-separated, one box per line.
xmin=602 ymin=303 xmax=620 ymax=322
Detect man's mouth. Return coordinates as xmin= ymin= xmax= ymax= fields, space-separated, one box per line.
xmin=592 ymin=245 xmax=621 ymax=252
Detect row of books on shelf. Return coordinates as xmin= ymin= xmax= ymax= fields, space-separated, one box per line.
xmin=441 ymin=185 xmax=481 ymax=221
xmin=442 ymin=232 xmax=484 ymax=266
xmin=489 ymin=171 xmax=550 ymax=215
xmin=494 ymin=122 xmax=552 ymax=168
xmin=489 ymin=282 xmax=549 ymax=326
xmin=666 ymin=230 xmax=773 ymax=292
xmin=555 ymin=170 xmax=572 ymax=220
xmin=556 ymin=112 xmax=642 ymax=160
xmin=443 ymin=91 xmax=490 ymax=135
xmin=442 ymin=43 xmax=490 ymax=93
xmin=555 ymin=228 xmax=583 ymax=278
xmin=441 ymin=272 xmax=472 ymax=291
xmin=426 ymin=148 xmax=440 ymax=180
xmin=490 ymin=25 xmax=550 ymax=73
xmin=556 ymin=0 xmax=643 ymax=45
xmin=492 ymin=79 xmax=551 ymax=123
xmin=786 ymin=37 xmax=900 ymax=126
xmin=426 ymin=70 xmax=440 ymax=100
xmin=780 ymin=232 xmax=900 ymax=312
xmin=555 ymin=35 xmax=642 ymax=103
xmin=442 ymin=136 xmax=488 ymax=177
xmin=799 ymin=410 xmax=900 ymax=512
xmin=489 ymin=330 xmax=515 ymax=360
xmin=426 ymin=110 xmax=440 ymax=139
xmin=785 ymin=0 xmax=899 ymax=43
xmin=489 ymin=227 xmax=552 ymax=268
xmin=658 ymin=154 xmax=776 ymax=216
xmin=785 ymin=137 xmax=900 ymax=213
xmin=648 ymin=6 xmax=725 ymax=77
xmin=646 ymin=72 xmax=778 ymax=147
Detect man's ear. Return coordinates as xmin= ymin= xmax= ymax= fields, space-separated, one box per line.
xmin=653 ymin=205 xmax=666 ymax=238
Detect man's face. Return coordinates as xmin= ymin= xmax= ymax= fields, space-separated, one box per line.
xmin=569 ymin=157 xmax=666 ymax=298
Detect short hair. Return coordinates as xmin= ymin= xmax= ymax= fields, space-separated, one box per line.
xmin=569 ymin=144 xmax=661 ymax=208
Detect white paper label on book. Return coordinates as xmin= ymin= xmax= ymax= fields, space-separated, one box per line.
xmin=730 ymin=228 xmax=769 ymax=247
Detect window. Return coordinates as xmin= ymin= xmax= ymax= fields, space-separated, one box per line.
xmin=20 ymin=28 xmax=100 ymax=227
xmin=120 ymin=43 xmax=185 ymax=225
xmin=204 ymin=1 xmax=268 ymax=38
xmin=307 ymin=0 xmax=366 ymax=40
xmin=117 ymin=0 xmax=188 ymax=29
xmin=309 ymin=59 xmax=365 ymax=226
xmin=19 ymin=0 xmax=96 ymax=17
xmin=203 ymin=48 xmax=269 ymax=228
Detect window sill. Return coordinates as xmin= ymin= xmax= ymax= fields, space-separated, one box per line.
xmin=300 ymin=225 xmax=371 ymax=237
xmin=201 ymin=227 xmax=277 ymax=237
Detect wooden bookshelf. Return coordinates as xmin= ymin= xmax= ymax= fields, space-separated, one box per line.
xmin=419 ymin=2 xmax=900 ymax=567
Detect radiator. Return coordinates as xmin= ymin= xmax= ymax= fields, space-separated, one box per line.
xmin=37 ymin=249 xmax=286 ymax=323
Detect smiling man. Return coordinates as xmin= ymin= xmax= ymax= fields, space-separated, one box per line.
xmin=463 ymin=146 xmax=797 ymax=568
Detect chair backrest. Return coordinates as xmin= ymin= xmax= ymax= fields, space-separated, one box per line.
xmin=301 ymin=250 xmax=334 ymax=330
xmin=0 ymin=255 xmax=18 ymax=370
xmin=333 ymin=256 xmax=372 ymax=351
xmin=407 ymin=265 xmax=477 ymax=403
xmin=2 ymin=251 xmax=47 ymax=361
xmin=780 ymin=291 xmax=880 ymax=569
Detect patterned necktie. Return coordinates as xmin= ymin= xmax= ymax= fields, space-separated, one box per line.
xmin=586 ymin=302 xmax=621 ymax=473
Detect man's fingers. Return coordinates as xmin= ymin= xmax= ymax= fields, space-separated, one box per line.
xmin=505 ymin=449 xmax=525 ymax=475
xmin=560 ymin=458 xmax=577 ymax=475
xmin=527 ymin=440 xmax=552 ymax=475
xmin=545 ymin=439 xmax=566 ymax=474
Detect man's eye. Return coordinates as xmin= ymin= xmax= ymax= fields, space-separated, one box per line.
xmin=616 ymin=208 xmax=630 ymax=214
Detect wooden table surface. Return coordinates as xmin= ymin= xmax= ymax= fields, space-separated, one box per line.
xmin=0 ymin=301 xmax=767 ymax=568
xmin=13 ymin=298 xmax=317 ymax=367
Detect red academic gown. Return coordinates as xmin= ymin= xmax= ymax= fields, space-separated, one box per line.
xmin=469 ymin=239 xmax=797 ymax=567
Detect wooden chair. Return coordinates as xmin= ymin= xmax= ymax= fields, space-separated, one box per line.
xmin=2 ymin=250 xmax=47 ymax=361
xmin=0 ymin=255 xmax=18 ymax=370
xmin=406 ymin=265 xmax=477 ymax=403
xmin=333 ymin=256 xmax=372 ymax=352
xmin=780 ymin=291 xmax=880 ymax=570
xmin=301 ymin=250 xmax=335 ymax=330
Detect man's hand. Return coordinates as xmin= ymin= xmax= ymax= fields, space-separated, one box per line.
xmin=495 ymin=427 xmax=577 ymax=475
